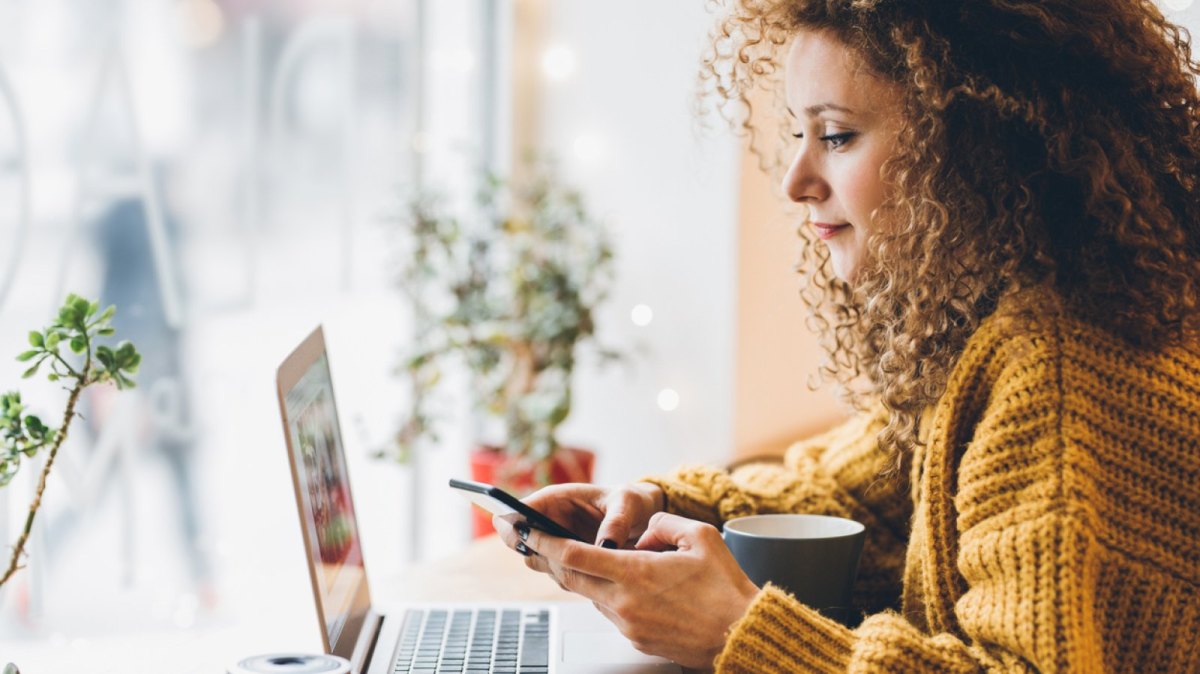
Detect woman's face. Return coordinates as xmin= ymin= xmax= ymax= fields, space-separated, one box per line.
xmin=782 ymin=30 xmax=903 ymax=283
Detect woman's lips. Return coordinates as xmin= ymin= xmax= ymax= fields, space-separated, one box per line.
xmin=811 ymin=222 xmax=851 ymax=240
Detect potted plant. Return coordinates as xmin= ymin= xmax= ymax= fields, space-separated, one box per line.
xmin=387 ymin=161 xmax=620 ymax=536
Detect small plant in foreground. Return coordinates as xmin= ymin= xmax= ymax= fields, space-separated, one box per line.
xmin=0 ymin=294 xmax=140 ymax=586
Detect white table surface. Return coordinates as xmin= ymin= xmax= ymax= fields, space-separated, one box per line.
xmin=0 ymin=536 xmax=575 ymax=674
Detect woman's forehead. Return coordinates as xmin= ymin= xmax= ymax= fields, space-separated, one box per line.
xmin=784 ymin=30 xmax=896 ymax=118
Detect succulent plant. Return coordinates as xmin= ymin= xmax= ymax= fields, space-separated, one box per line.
xmin=0 ymin=293 xmax=140 ymax=586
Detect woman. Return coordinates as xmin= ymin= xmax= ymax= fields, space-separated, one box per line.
xmin=496 ymin=1 xmax=1200 ymax=671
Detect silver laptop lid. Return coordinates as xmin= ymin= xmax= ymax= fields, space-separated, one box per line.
xmin=277 ymin=326 xmax=373 ymax=659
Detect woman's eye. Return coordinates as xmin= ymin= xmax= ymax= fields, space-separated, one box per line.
xmin=819 ymin=132 xmax=856 ymax=149
xmin=790 ymin=131 xmax=856 ymax=149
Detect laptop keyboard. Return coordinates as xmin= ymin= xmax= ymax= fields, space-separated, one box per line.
xmin=392 ymin=608 xmax=551 ymax=674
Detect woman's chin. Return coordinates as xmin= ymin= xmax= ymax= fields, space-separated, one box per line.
xmin=829 ymin=257 xmax=859 ymax=285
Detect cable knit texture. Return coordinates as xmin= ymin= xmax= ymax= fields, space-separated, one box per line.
xmin=642 ymin=286 xmax=1200 ymax=672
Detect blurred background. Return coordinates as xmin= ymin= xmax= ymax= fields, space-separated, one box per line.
xmin=1 ymin=0 xmax=1194 ymax=671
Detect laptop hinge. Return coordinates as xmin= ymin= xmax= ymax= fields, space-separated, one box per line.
xmin=350 ymin=609 xmax=384 ymax=674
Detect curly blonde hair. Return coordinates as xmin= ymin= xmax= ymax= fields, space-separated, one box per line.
xmin=702 ymin=0 xmax=1200 ymax=468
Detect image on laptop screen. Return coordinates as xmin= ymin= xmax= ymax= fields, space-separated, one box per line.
xmin=282 ymin=353 xmax=365 ymax=650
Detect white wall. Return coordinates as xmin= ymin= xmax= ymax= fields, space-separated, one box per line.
xmin=536 ymin=2 xmax=741 ymax=484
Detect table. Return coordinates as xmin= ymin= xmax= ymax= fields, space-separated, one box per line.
xmin=0 ymin=536 xmax=580 ymax=674
xmin=375 ymin=534 xmax=580 ymax=604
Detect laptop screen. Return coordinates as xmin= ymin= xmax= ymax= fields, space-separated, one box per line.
xmin=281 ymin=352 xmax=366 ymax=651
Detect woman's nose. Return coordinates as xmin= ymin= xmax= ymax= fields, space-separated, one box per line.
xmin=781 ymin=149 xmax=828 ymax=204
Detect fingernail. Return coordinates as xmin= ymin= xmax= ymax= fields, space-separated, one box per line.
xmin=515 ymin=523 xmax=530 ymax=541
xmin=515 ymin=542 xmax=532 ymax=556
xmin=600 ymin=539 xmax=618 ymax=549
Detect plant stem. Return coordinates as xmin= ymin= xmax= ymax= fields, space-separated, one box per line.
xmin=0 ymin=378 xmax=85 ymax=587
xmin=49 ymin=352 xmax=79 ymax=379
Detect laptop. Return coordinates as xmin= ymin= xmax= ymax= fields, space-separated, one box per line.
xmin=276 ymin=326 xmax=682 ymax=674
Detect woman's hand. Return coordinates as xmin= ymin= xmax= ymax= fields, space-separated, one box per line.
xmin=493 ymin=481 xmax=664 ymax=549
xmin=513 ymin=512 xmax=761 ymax=669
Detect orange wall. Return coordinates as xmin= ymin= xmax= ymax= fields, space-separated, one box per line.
xmin=732 ymin=137 xmax=849 ymax=459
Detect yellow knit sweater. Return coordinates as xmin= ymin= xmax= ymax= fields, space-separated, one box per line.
xmin=644 ymin=287 xmax=1200 ymax=672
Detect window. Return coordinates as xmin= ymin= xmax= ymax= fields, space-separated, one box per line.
xmin=0 ymin=0 xmax=466 ymax=652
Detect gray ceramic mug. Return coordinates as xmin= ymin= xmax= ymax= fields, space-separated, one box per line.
xmin=723 ymin=514 xmax=866 ymax=625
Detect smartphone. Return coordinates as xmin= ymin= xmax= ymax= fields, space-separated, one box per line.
xmin=448 ymin=478 xmax=586 ymax=542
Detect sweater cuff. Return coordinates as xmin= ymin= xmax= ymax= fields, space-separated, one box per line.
xmin=715 ymin=585 xmax=855 ymax=673
xmin=640 ymin=464 xmax=757 ymax=526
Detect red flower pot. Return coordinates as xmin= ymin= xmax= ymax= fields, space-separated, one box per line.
xmin=467 ymin=445 xmax=595 ymax=538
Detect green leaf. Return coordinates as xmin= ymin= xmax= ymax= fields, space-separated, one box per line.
xmin=28 ymin=331 xmax=43 ymax=348
xmin=69 ymin=337 xmax=86 ymax=354
xmin=98 ymin=305 xmax=116 ymax=323
xmin=0 ymin=460 xmax=18 ymax=488
xmin=25 ymin=415 xmax=45 ymax=432
xmin=22 ymin=363 xmax=41 ymax=378
xmin=87 ymin=300 xmax=99 ymax=317
xmin=16 ymin=350 xmax=39 ymax=362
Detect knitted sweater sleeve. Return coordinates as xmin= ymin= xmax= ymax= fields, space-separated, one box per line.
xmin=641 ymin=406 xmax=912 ymax=614
xmin=639 ymin=406 xmax=897 ymax=525
xmin=716 ymin=508 xmax=1101 ymax=673
xmin=714 ymin=330 xmax=1107 ymax=673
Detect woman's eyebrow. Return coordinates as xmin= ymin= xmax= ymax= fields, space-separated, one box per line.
xmin=786 ymin=103 xmax=857 ymax=118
